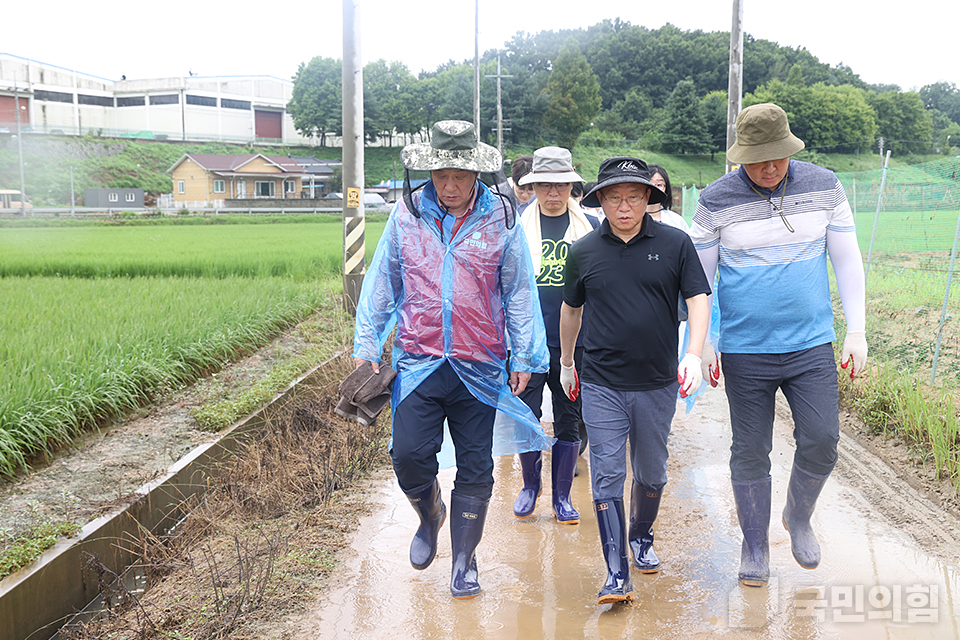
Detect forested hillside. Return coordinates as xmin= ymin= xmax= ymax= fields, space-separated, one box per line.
xmin=289 ymin=20 xmax=960 ymax=156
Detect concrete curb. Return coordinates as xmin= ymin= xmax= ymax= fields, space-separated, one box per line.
xmin=0 ymin=353 xmax=344 ymax=640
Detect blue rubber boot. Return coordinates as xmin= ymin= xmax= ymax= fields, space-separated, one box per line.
xmin=732 ymin=476 xmax=771 ymax=586
xmin=595 ymin=498 xmax=634 ymax=605
xmin=551 ymin=440 xmax=581 ymax=525
xmin=403 ymin=479 xmax=446 ymax=570
xmin=628 ymin=481 xmax=662 ymax=573
xmin=782 ymin=464 xmax=829 ymax=569
xmin=513 ymin=451 xmax=542 ymax=519
xmin=450 ymin=492 xmax=489 ymax=599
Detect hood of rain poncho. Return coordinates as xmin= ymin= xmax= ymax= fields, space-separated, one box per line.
xmin=353 ymin=179 xmax=554 ymax=465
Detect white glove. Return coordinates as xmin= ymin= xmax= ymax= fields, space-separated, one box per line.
xmin=840 ymin=331 xmax=868 ymax=378
xmin=560 ymin=362 xmax=580 ymax=401
xmin=701 ymin=340 xmax=720 ymax=387
xmin=678 ymin=353 xmax=703 ymax=398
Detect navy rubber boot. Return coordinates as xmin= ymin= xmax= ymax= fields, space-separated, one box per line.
xmin=595 ymin=498 xmax=634 ymax=605
xmin=628 ymin=481 xmax=663 ymax=573
xmin=732 ymin=476 xmax=771 ymax=586
xmin=450 ymin=492 xmax=489 ymax=599
xmin=552 ymin=440 xmax=581 ymax=525
xmin=513 ymin=451 xmax=542 ymax=519
xmin=403 ymin=479 xmax=446 ymax=570
xmin=782 ymin=463 xmax=830 ymax=569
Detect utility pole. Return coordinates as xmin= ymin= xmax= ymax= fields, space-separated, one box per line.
xmin=342 ymin=0 xmax=365 ymax=314
xmin=484 ymin=55 xmax=513 ymax=154
xmin=14 ymin=77 xmax=27 ymax=216
xmin=725 ymin=0 xmax=744 ymax=174
xmin=473 ymin=0 xmax=480 ymax=141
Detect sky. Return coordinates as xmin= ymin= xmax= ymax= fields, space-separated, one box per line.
xmin=3 ymin=0 xmax=957 ymax=92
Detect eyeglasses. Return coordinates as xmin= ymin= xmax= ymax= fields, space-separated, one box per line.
xmin=514 ymin=184 xmax=535 ymax=192
xmin=534 ymin=182 xmax=571 ymax=192
xmin=601 ymin=193 xmax=646 ymax=207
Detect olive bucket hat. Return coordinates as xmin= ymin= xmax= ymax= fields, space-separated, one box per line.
xmin=400 ymin=120 xmax=502 ymax=173
xmin=726 ymin=103 xmax=805 ymax=165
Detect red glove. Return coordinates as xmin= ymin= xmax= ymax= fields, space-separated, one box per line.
xmin=560 ymin=362 xmax=580 ymax=401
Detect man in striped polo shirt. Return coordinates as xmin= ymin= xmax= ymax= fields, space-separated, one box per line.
xmin=691 ymin=103 xmax=868 ymax=587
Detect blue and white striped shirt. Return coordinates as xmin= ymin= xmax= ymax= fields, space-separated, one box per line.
xmin=691 ymin=160 xmax=856 ymax=354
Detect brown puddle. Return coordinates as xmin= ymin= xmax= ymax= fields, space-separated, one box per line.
xmin=300 ymin=388 xmax=960 ymax=639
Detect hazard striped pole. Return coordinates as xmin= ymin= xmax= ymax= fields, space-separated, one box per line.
xmin=342 ymin=0 xmax=365 ymax=314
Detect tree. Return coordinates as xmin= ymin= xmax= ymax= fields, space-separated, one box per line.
xmin=542 ymin=44 xmax=602 ymax=149
xmin=748 ymin=80 xmax=877 ymax=153
xmin=866 ymin=90 xmax=934 ymax=155
xmin=662 ymin=79 xmax=708 ymax=154
xmin=363 ymin=60 xmax=417 ymax=145
xmin=920 ymin=81 xmax=960 ymax=127
xmin=700 ymin=90 xmax=727 ymax=153
xmin=288 ymin=57 xmax=342 ymax=146
xmin=786 ymin=64 xmax=806 ymax=87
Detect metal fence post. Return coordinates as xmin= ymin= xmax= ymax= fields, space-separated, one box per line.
xmin=865 ymin=150 xmax=891 ymax=283
xmin=930 ymin=203 xmax=960 ymax=385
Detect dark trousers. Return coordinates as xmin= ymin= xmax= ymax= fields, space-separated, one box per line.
xmin=518 ymin=345 xmax=584 ymax=442
xmin=722 ymin=343 xmax=839 ymax=482
xmin=391 ymin=361 xmax=497 ymax=498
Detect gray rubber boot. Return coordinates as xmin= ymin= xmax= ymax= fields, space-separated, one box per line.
xmin=782 ymin=463 xmax=830 ymax=569
xmin=731 ymin=476 xmax=771 ymax=586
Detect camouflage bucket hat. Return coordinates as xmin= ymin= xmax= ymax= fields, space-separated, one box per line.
xmin=727 ymin=103 xmax=805 ymax=165
xmin=400 ymin=120 xmax=502 ymax=173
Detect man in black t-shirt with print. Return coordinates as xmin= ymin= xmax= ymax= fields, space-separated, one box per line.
xmin=515 ymin=146 xmax=598 ymax=526
xmin=559 ymin=156 xmax=711 ymax=605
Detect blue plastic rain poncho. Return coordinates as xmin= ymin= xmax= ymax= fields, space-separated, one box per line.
xmin=353 ymin=180 xmax=554 ymax=463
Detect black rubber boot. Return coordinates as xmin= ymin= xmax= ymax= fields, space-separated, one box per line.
xmin=731 ymin=476 xmax=771 ymax=586
xmin=782 ymin=463 xmax=830 ymax=569
xmin=628 ymin=481 xmax=662 ymax=573
xmin=595 ymin=498 xmax=634 ymax=604
xmin=552 ymin=440 xmax=581 ymax=525
xmin=403 ymin=479 xmax=446 ymax=570
xmin=450 ymin=492 xmax=489 ymax=599
xmin=513 ymin=451 xmax=542 ymax=519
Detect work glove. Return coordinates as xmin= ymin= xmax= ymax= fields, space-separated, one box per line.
xmin=678 ymin=353 xmax=703 ymax=398
xmin=840 ymin=331 xmax=868 ymax=379
xmin=701 ymin=340 xmax=720 ymax=387
xmin=560 ymin=362 xmax=580 ymax=401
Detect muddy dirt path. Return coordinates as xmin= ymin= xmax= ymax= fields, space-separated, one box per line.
xmin=289 ymin=385 xmax=960 ymax=640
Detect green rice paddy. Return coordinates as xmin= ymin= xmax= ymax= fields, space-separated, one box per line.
xmin=0 ymin=218 xmax=386 ymax=476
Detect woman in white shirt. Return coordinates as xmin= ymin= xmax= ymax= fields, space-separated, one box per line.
xmin=646 ymin=164 xmax=689 ymax=233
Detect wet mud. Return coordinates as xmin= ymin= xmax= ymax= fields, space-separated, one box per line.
xmin=294 ymin=385 xmax=960 ymax=640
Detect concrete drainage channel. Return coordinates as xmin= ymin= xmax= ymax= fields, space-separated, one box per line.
xmin=0 ymin=354 xmax=342 ymax=640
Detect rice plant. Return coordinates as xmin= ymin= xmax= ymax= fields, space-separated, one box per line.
xmin=0 ymin=274 xmax=340 ymax=476
xmin=0 ymin=221 xmax=386 ymax=280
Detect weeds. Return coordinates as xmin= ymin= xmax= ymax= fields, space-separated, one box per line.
xmin=58 ymin=353 xmax=390 ymax=639
xmin=841 ymin=362 xmax=960 ymax=488
xmin=0 ymin=519 xmax=81 ymax=579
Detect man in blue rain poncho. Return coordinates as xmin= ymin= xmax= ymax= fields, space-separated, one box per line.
xmin=352 ymin=120 xmax=552 ymax=600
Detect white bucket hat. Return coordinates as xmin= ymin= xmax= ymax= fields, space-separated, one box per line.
xmin=518 ymin=146 xmax=584 ymax=185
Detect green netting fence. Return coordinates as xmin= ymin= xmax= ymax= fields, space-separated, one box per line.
xmin=681 ymin=157 xmax=960 ymax=387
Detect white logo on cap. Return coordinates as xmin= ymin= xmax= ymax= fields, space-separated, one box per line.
xmin=617 ymin=160 xmax=641 ymax=173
